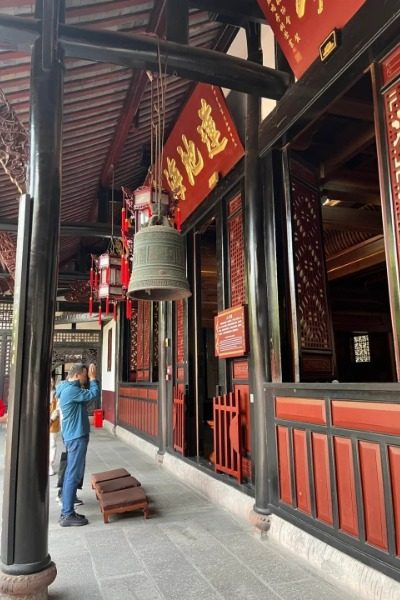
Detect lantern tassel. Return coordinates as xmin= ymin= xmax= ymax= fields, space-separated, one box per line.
xmin=98 ymin=305 xmax=102 ymax=326
xmin=113 ymin=302 xmax=117 ymax=321
xmin=89 ymin=296 xmax=93 ymax=317
xmin=106 ymin=296 xmax=110 ymax=316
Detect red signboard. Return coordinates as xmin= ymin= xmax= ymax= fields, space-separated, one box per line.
xmin=162 ymin=83 xmax=244 ymax=223
xmin=256 ymin=0 xmax=366 ymax=79
xmin=214 ymin=305 xmax=248 ymax=359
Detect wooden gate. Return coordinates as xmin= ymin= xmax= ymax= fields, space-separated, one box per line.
xmin=173 ymin=387 xmax=186 ymax=455
xmin=213 ymin=391 xmax=242 ymax=483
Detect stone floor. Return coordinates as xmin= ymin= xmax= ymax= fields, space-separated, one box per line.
xmin=0 ymin=427 xmax=356 ymax=599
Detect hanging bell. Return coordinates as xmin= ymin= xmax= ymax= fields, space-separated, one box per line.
xmin=127 ymin=217 xmax=191 ymax=301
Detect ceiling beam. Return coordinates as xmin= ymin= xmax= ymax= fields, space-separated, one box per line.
xmin=100 ymin=0 xmax=166 ymax=186
xmin=320 ymin=125 xmax=376 ymax=179
xmin=57 ymin=24 xmax=290 ymax=99
xmin=0 ymin=219 xmax=114 ymax=238
xmin=327 ymin=97 xmax=374 ymax=122
xmin=321 ymin=191 xmax=382 ymax=206
xmin=322 ymin=170 xmax=380 ymax=195
xmin=188 ymin=0 xmax=265 ymax=23
xmin=322 ymin=206 xmax=382 ymax=233
xmin=326 ymin=235 xmax=385 ymax=280
xmin=0 ymin=16 xmax=289 ymax=98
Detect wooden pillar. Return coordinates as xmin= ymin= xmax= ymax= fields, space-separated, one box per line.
xmin=0 ymin=0 xmax=64 ymax=595
xmin=244 ymin=23 xmax=272 ymax=518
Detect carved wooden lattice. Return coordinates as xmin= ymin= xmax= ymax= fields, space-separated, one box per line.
xmin=291 ymin=177 xmax=331 ymax=351
xmin=176 ymin=300 xmax=184 ymax=365
xmin=152 ymin=301 xmax=159 ymax=377
xmin=383 ymin=80 xmax=400 ymax=265
xmin=129 ymin=307 xmax=138 ymax=375
xmin=228 ymin=195 xmax=246 ymax=307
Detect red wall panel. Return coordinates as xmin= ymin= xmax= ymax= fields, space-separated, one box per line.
xmin=359 ymin=441 xmax=388 ymax=550
xmin=277 ymin=426 xmax=292 ymax=505
xmin=334 ymin=437 xmax=359 ymax=537
xmin=389 ymin=446 xmax=400 ymax=555
xmin=332 ymin=401 xmax=400 ymax=435
xmin=312 ymin=433 xmax=333 ymax=525
xmin=293 ymin=429 xmax=312 ymax=514
xmin=276 ymin=397 xmax=326 ymax=425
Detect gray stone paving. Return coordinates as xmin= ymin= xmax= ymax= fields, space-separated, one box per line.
xmin=0 ymin=427 xmax=356 ymax=599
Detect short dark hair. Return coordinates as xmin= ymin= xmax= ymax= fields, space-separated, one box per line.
xmin=68 ymin=363 xmax=85 ymax=378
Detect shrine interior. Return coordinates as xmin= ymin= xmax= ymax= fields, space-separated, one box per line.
xmin=291 ymin=71 xmax=396 ymax=382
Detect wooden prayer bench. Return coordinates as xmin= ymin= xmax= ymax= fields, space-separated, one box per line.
xmin=98 ymin=486 xmax=150 ymax=523
xmin=94 ymin=475 xmax=141 ymax=498
xmin=91 ymin=468 xmax=130 ymax=489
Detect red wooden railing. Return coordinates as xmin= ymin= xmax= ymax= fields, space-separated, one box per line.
xmin=173 ymin=387 xmax=186 ymax=455
xmin=213 ymin=391 xmax=242 ymax=483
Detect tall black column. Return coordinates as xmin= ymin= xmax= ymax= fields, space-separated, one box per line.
xmin=244 ymin=24 xmax=272 ymax=518
xmin=1 ymin=0 xmax=64 ymax=591
xmin=158 ymin=301 xmax=168 ymax=456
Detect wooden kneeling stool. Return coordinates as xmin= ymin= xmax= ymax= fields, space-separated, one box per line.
xmin=99 ymin=487 xmax=150 ymax=523
xmin=95 ymin=475 xmax=141 ymax=499
xmin=91 ymin=468 xmax=130 ymax=489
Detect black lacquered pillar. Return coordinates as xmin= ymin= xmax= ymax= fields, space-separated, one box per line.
xmin=0 ymin=0 xmax=64 ymax=595
xmin=244 ymin=24 xmax=272 ymax=521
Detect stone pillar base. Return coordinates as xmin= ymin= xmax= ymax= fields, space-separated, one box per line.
xmin=0 ymin=564 xmax=56 ymax=600
xmin=249 ymin=509 xmax=272 ymax=537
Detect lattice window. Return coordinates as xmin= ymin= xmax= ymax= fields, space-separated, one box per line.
xmin=291 ymin=178 xmax=331 ymax=351
xmin=352 ymin=334 xmax=371 ymax=363
xmin=176 ymin=300 xmax=184 ymax=365
xmin=0 ymin=303 xmax=13 ymax=330
xmin=152 ymin=302 xmax=159 ymax=372
xmin=53 ymin=331 xmax=100 ymax=344
xmin=228 ymin=197 xmax=246 ymax=307
xmin=4 ymin=335 xmax=11 ymax=375
xmin=129 ymin=308 xmax=138 ymax=373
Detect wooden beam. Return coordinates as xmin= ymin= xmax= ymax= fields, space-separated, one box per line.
xmin=0 ymin=219 xmax=114 ymax=238
xmin=322 ymin=206 xmax=382 ymax=233
xmin=188 ymin=0 xmax=265 ymax=23
xmin=321 ymin=191 xmax=381 ymax=206
xmin=58 ymin=23 xmax=290 ymax=98
xmin=326 ymin=235 xmax=385 ymax=280
xmin=321 ymin=125 xmax=376 ymax=178
xmin=322 ymin=170 xmax=380 ymax=195
xmin=327 ymin=97 xmax=374 ymax=122
xmin=100 ymin=0 xmax=165 ymax=186
xmin=167 ymin=0 xmax=188 ymax=44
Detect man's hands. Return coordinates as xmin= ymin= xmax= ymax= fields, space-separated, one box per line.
xmin=88 ymin=363 xmax=97 ymax=381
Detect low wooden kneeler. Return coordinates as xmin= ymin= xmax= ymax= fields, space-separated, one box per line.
xmin=95 ymin=475 xmax=141 ymax=497
xmin=91 ymin=467 xmax=130 ymax=489
xmin=99 ymin=486 xmax=150 ymax=523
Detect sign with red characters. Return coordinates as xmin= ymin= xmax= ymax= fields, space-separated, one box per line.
xmin=162 ymin=83 xmax=244 ymax=223
xmin=256 ymin=0 xmax=366 ymax=79
xmin=214 ymin=305 xmax=248 ymax=359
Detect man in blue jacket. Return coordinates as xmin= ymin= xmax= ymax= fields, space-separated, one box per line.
xmin=56 ymin=362 xmax=100 ymax=527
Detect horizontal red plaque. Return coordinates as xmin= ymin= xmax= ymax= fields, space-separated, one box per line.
xmin=332 ymin=401 xmax=400 ymax=435
xmin=256 ymin=0 xmax=366 ymax=79
xmin=214 ymin=305 xmax=248 ymax=359
xmin=162 ymin=83 xmax=244 ymax=223
xmin=382 ymin=44 xmax=400 ymax=87
xmin=276 ymin=396 xmax=326 ymax=424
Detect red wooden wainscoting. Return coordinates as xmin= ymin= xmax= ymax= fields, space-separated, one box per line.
xmin=213 ymin=391 xmax=242 ymax=483
xmin=332 ymin=400 xmax=400 ymax=435
xmin=118 ymin=384 xmax=158 ymax=439
xmin=359 ymin=441 xmax=388 ymax=550
xmin=277 ymin=426 xmax=292 ymax=505
xmin=293 ymin=429 xmax=312 ymax=514
xmin=173 ymin=385 xmax=186 ymax=455
xmin=102 ymin=390 xmax=115 ymax=424
xmin=389 ymin=446 xmax=400 ymax=556
xmin=276 ymin=396 xmax=326 ymax=424
xmin=334 ymin=437 xmax=359 ymax=537
xmin=312 ymin=433 xmax=333 ymax=525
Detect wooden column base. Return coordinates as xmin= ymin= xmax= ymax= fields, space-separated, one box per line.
xmin=0 ymin=563 xmax=57 ymax=600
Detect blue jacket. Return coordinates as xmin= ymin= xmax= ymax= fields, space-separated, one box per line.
xmin=56 ymin=379 xmax=100 ymax=442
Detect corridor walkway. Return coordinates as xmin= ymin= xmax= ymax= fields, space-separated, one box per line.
xmin=0 ymin=427 xmax=354 ymax=599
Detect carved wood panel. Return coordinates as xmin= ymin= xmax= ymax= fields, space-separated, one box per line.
xmin=228 ymin=195 xmax=246 ymax=307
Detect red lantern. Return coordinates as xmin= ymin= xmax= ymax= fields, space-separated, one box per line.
xmin=98 ymin=253 xmax=124 ymax=303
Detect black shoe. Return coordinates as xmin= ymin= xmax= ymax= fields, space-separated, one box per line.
xmin=59 ymin=512 xmax=88 ymax=527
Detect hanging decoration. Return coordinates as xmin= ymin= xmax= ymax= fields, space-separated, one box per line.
xmin=88 ymin=167 xmax=133 ymax=323
xmin=126 ymin=50 xmax=191 ymax=302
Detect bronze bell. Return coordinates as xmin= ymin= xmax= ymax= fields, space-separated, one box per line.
xmin=127 ymin=218 xmax=192 ymax=301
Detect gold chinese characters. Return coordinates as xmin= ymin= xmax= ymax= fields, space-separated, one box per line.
xmin=197 ymin=99 xmax=228 ymax=159
xmin=295 ymin=0 xmax=324 ymax=19
xmin=177 ymin=134 xmax=204 ymax=186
